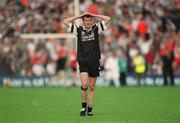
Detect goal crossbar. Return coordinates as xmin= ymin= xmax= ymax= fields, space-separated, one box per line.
xmin=20 ymin=33 xmax=76 ymax=39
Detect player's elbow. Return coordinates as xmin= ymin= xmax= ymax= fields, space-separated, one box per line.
xmin=107 ymin=16 xmax=111 ymax=20
xmin=105 ymin=16 xmax=111 ymax=24
xmin=63 ymin=19 xmax=69 ymax=26
xmin=107 ymin=16 xmax=111 ymax=22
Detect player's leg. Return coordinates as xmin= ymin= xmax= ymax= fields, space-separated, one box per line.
xmin=80 ymin=72 xmax=89 ymax=116
xmin=78 ymin=61 xmax=89 ymax=116
xmin=88 ymin=76 xmax=96 ymax=116
xmin=87 ymin=61 xmax=100 ymax=116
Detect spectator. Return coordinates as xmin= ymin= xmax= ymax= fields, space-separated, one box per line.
xmin=174 ymin=39 xmax=180 ymax=73
xmin=104 ymin=51 xmax=120 ymax=87
xmin=56 ymin=42 xmax=67 ymax=84
xmin=67 ymin=50 xmax=78 ymax=86
xmin=132 ymin=50 xmax=146 ymax=85
xmin=160 ymin=37 xmax=175 ymax=86
xmin=118 ymin=50 xmax=127 ymax=86
xmin=0 ymin=46 xmax=14 ymax=75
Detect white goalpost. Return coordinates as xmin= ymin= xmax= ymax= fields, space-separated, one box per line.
xmin=20 ymin=33 xmax=76 ymax=39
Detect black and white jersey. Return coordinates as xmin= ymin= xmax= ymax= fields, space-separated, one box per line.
xmin=67 ymin=21 xmax=107 ymax=62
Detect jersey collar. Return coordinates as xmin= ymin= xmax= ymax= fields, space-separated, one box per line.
xmin=83 ymin=26 xmax=92 ymax=31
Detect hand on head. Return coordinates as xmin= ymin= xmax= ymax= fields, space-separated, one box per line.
xmin=81 ymin=12 xmax=94 ymax=18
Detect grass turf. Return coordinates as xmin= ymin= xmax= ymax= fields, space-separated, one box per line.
xmin=0 ymin=86 xmax=180 ymax=123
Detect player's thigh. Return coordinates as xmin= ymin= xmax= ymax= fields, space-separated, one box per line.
xmin=89 ymin=77 xmax=97 ymax=88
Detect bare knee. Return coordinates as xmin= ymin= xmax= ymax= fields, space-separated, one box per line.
xmin=80 ymin=73 xmax=88 ymax=90
xmin=81 ymin=81 xmax=88 ymax=91
xmin=89 ymin=85 xmax=95 ymax=91
xmin=82 ymin=83 xmax=88 ymax=89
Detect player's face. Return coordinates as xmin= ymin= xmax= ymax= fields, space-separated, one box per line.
xmin=83 ymin=17 xmax=93 ymax=29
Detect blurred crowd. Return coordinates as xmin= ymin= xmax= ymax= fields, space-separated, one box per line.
xmin=0 ymin=0 xmax=180 ymax=85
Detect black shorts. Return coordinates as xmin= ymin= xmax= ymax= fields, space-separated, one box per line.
xmin=78 ymin=61 xmax=100 ymax=77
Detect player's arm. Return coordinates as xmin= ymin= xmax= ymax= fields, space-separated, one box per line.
xmin=63 ymin=16 xmax=81 ymax=27
xmin=89 ymin=13 xmax=111 ymax=25
xmin=63 ymin=14 xmax=82 ymax=34
xmin=63 ymin=13 xmax=89 ymax=27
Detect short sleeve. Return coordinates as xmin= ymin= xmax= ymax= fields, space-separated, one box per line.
xmin=67 ymin=23 xmax=78 ymax=36
xmin=96 ymin=21 xmax=107 ymax=34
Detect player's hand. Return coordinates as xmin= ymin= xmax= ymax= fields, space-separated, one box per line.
xmin=80 ymin=12 xmax=93 ymax=17
xmin=88 ymin=13 xmax=97 ymax=17
xmin=81 ymin=12 xmax=89 ymax=17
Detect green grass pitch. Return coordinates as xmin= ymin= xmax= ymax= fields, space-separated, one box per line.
xmin=0 ymin=86 xmax=180 ymax=123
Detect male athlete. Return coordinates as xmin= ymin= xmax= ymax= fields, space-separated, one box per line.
xmin=63 ymin=12 xmax=110 ymax=116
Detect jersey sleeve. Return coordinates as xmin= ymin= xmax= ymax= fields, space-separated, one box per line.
xmin=96 ymin=21 xmax=107 ymax=34
xmin=67 ymin=23 xmax=78 ymax=36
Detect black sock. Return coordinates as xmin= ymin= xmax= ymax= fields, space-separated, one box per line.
xmin=88 ymin=107 xmax=92 ymax=112
xmin=82 ymin=102 xmax=87 ymax=109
